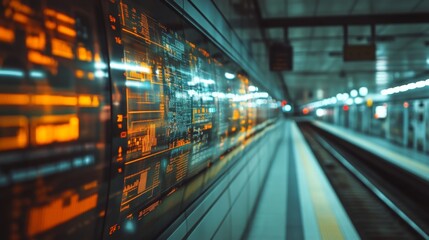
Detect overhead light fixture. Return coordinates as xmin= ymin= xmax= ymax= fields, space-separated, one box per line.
xmin=248 ymin=85 xmax=258 ymax=92
xmin=282 ymin=104 xmax=292 ymax=112
xmin=381 ymin=79 xmax=429 ymax=95
xmin=29 ymin=70 xmax=45 ymax=79
xmin=346 ymin=98 xmax=354 ymax=105
xmin=316 ymin=109 xmax=326 ymax=117
xmin=110 ymin=62 xmax=151 ymax=73
xmin=376 ymin=59 xmax=387 ymax=71
xmin=354 ymin=97 xmax=364 ymax=104
xmin=0 ymin=69 xmax=24 ymax=78
xmin=224 ymin=72 xmax=235 ymax=79
xmin=359 ymin=87 xmax=368 ymax=96
xmin=376 ymin=72 xmax=389 ymax=84
xmin=350 ymin=89 xmax=358 ymax=97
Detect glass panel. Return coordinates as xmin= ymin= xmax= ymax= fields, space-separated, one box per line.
xmin=0 ymin=0 xmax=111 ymax=239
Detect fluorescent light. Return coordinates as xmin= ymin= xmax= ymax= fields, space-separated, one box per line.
xmin=346 ymin=98 xmax=353 ymax=105
xmin=375 ymin=106 xmax=387 ymax=118
xmin=187 ymin=89 xmax=197 ymax=96
xmin=316 ymin=109 xmax=326 ymax=117
xmin=110 ymin=62 xmax=151 ymax=73
xmin=248 ymin=85 xmax=258 ymax=92
xmin=95 ymin=62 xmax=107 ymax=69
xmin=416 ymin=81 xmax=425 ymax=88
xmin=407 ymin=83 xmax=416 ymax=90
xmin=95 ymin=70 xmax=106 ymax=78
xmin=376 ymin=59 xmax=387 ymax=71
xmin=336 ymin=93 xmax=343 ymax=101
xmin=0 ymin=69 xmax=24 ymax=78
xmin=381 ymin=77 xmax=429 ymax=95
xmin=376 ymin=72 xmax=389 ymax=84
xmin=187 ymin=77 xmax=215 ymax=86
xmin=354 ymin=97 xmax=363 ymax=104
xmin=283 ymin=104 xmax=292 ymax=112
xmin=224 ymin=72 xmax=235 ymax=79
xmin=29 ymin=70 xmax=45 ymax=79
xmin=125 ymin=80 xmax=149 ymax=88
xmin=359 ymin=87 xmax=368 ymax=96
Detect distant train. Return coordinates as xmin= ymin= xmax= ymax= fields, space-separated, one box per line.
xmin=0 ymin=0 xmax=279 ymax=239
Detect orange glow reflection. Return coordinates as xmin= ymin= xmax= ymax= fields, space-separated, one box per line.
xmin=0 ymin=26 xmax=15 ymax=43
xmin=57 ymin=25 xmax=76 ymax=37
xmin=28 ymin=193 xmax=97 ymax=236
xmin=45 ymin=20 xmax=56 ymax=29
xmin=0 ymin=94 xmax=100 ymax=107
xmin=26 ymin=32 xmax=46 ymax=50
xmin=32 ymin=95 xmax=77 ymax=106
xmin=0 ymin=116 xmax=28 ymax=151
xmin=12 ymin=12 xmax=28 ymax=24
xmin=78 ymin=45 xmax=93 ymax=61
xmin=75 ymin=69 xmax=85 ymax=78
xmin=44 ymin=8 xmax=75 ymax=24
xmin=28 ymin=50 xmax=58 ymax=68
xmin=302 ymin=108 xmax=310 ymax=115
xmin=9 ymin=0 xmax=32 ymax=15
xmin=56 ymin=13 xmax=75 ymax=24
xmin=78 ymin=95 xmax=101 ymax=107
xmin=51 ymin=38 xmax=74 ymax=59
xmin=0 ymin=94 xmax=30 ymax=105
xmin=35 ymin=116 xmax=79 ymax=145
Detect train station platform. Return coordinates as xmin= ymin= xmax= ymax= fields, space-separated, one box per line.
xmin=313 ymin=121 xmax=429 ymax=182
xmin=245 ymin=121 xmax=359 ymax=240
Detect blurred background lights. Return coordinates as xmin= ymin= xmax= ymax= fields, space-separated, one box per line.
xmin=359 ymin=87 xmax=368 ymax=96
xmin=354 ymin=97 xmax=364 ymax=104
xmin=248 ymin=85 xmax=258 ymax=92
xmin=346 ymin=98 xmax=354 ymax=105
xmin=282 ymin=104 xmax=292 ymax=112
xmin=224 ymin=72 xmax=235 ymax=79
xmin=316 ymin=109 xmax=326 ymax=117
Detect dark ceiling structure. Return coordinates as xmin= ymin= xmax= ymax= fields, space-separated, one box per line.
xmin=213 ymin=0 xmax=429 ymax=105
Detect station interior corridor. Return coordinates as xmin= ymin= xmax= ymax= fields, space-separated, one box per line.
xmin=1 ymin=0 xmax=429 ymax=239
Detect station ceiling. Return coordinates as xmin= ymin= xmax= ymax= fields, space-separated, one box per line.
xmin=213 ymin=0 xmax=429 ymax=105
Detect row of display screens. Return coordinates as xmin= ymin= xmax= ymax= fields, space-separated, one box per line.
xmin=0 ymin=0 xmax=279 ymax=239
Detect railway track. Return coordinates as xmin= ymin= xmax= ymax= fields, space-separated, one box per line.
xmin=298 ymin=122 xmax=429 ymax=240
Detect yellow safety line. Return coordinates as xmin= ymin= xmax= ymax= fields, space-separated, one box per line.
xmin=296 ymin=138 xmax=345 ymax=240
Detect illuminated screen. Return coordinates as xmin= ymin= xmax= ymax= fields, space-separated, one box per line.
xmin=0 ymin=0 xmax=278 ymax=239
xmin=0 ymin=0 xmax=111 ymax=239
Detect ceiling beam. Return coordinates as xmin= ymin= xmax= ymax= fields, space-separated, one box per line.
xmin=250 ymin=0 xmax=293 ymax=101
xmin=261 ymin=13 xmax=429 ymax=28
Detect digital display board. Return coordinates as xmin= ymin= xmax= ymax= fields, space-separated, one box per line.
xmin=0 ymin=0 xmax=111 ymax=239
xmin=0 ymin=0 xmax=279 ymax=239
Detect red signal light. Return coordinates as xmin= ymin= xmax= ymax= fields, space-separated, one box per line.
xmin=302 ymin=108 xmax=309 ymax=115
xmin=342 ymin=105 xmax=349 ymax=111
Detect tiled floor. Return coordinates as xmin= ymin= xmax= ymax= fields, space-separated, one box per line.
xmin=246 ymin=122 xmax=289 ymax=240
xmin=245 ymin=121 xmax=359 ymax=240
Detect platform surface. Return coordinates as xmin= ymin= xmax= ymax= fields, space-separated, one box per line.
xmin=246 ymin=121 xmax=359 ymax=240
xmin=313 ymin=121 xmax=429 ymax=182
